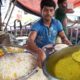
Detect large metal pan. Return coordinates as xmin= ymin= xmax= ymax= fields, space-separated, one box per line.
xmin=43 ymin=45 xmax=80 ymax=80
xmin=0 ymin=45 xmax=38 ymax=80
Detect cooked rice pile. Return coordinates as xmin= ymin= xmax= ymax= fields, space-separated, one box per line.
xmin=54 ymin=44 xmax=68 ymax=51
xmin=0 ymin=53 xmax=36 ymax=80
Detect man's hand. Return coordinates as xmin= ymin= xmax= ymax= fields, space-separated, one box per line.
xmin=65 ymin=8 xmax=74 ymax=13
xmin=36 ymin=48 xmax=46 ymax=68
xmin=24 ymin=44 xmax=46 ymax=68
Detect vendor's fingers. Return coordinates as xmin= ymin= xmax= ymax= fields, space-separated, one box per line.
xmin=36 ymin=59 xmax=42 ymax=68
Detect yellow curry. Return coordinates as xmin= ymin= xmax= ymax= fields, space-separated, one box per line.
xmin=51 ymin=50 xmax=80 ymax=80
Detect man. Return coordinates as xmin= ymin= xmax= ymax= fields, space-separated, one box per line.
xmin=55 ymin=0 xmax=78 ymax=34
xmin=26 ymin=0 xmax=72 ymax=67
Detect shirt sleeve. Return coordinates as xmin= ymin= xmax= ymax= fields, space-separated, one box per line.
xmin=57 ymin=20 xmax=63 ymax=32
xmin=31 ymin=22 xmax=40 ymax=32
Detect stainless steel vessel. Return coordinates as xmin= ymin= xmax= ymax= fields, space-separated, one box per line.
xmin=43 ymin=45 xmax=80 ymax=80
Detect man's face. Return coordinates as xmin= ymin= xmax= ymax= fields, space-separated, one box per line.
xmin=62 ymin=1 xmax=67 ymax=8
xmin=41 ymin=6 xmax=55 ymax=21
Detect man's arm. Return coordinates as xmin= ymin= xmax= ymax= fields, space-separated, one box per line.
xmin=26 ymin=31 xmax=46 ymax=67
xmin=65 ymin=9 xmax=79 ymax=24
xmin=65 ymin=8 xmax=74 ymax=13
xmin=59 ymin=31 xmax=72 ymax=45
xmin=27 ymin=31 xmax=40 ymax=52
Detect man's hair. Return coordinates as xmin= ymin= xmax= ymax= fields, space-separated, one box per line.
xmin=40 ymin=0 xmax=56 ymax=10
xmin=57 ymin=0 xmax=67 ymax=5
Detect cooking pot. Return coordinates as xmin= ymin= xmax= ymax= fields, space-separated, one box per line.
xmin=42 ymin=44 xmax=68 ymax=57
xmin=42 ymin=45 xmax=80 ymax=80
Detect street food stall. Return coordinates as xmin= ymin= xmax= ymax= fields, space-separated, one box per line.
xmin=0 ymin=43 xmax=69 ymax=80
xmin=0 ymin=0 xmax=80 ymax=80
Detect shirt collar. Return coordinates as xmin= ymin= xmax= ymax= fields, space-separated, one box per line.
xmin=40 ymin=18 xmax=54 ymax=27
